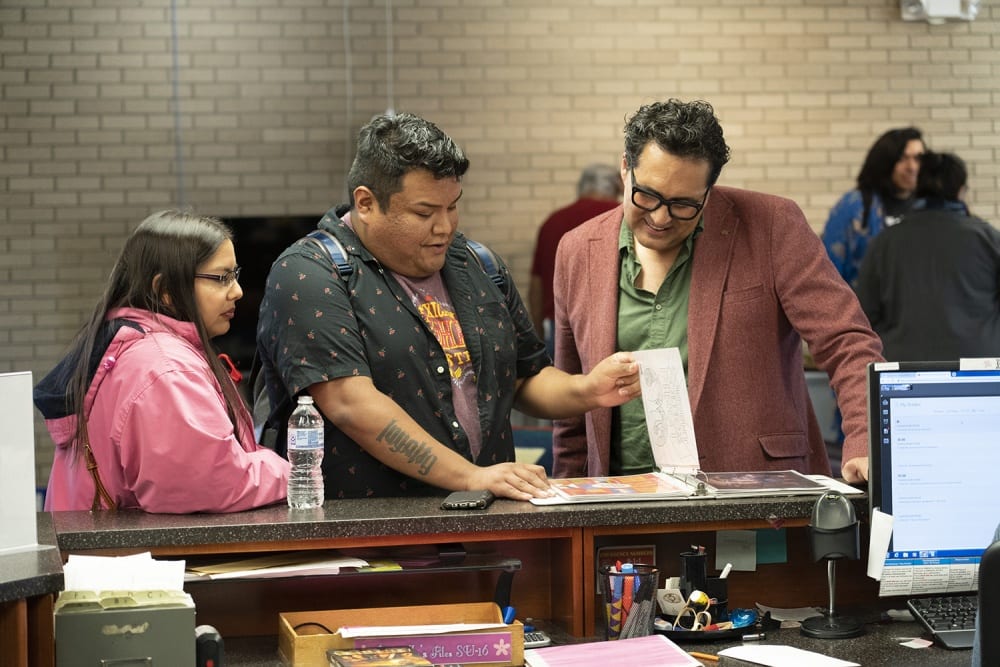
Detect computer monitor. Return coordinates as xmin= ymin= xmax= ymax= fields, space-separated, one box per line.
xmin=867 ymin=360 xmax=1000 ymax=598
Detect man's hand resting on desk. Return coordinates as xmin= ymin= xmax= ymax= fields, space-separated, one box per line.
xmin=841 ymin=456 xmax=868 ymax=484
xmin=467 ymin=462 xmax=554 ymax=502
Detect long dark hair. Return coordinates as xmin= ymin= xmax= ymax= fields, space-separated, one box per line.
xmin=856 ymin=126 xmax=924 ymax=228
xmin=65 ymin=210 xmax=250 ymax=453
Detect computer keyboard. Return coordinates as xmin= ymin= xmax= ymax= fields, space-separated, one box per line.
xmin=906 ymin=594 xmax=978 ymax=650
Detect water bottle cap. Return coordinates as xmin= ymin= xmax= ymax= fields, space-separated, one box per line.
xmin=297 ymin=395 xmax=314 ymax=404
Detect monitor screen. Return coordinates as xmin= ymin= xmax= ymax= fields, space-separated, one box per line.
xmin=868 ymin=360 xmax=1000 ymax=597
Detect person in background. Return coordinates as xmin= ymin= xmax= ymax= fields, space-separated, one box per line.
xmin=530 ymin=163 xmax=623 ymax=357
xmin=552 ymin=99 xmax=883 ymax=484
xmin=822 ymin=126 xmax=926 ymax=289
xmin=257 ymin=112 xmax=640 ymax=501
xmin=816 ymin=127 xmax=925 ymax=457
xmin=856 ymin=151 xmax=1000 ymax=361
xmin=34 ymin=210 xmax=290 ymax=513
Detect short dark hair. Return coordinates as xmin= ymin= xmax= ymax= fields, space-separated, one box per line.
xmin=916 ymin=151 xmax=967 ymax=201
xmin=347 ymin=112 xmax=470 ymax=211
xmin=623 ymin=99 xmax=731 ymax=186
xmin=856 ymin=126 xmax=924 ymax=199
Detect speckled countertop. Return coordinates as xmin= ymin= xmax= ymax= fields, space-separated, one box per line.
xmin=51 ymin=493 xmax=869 ymax=552
xmin=0 ymin=512 xmax=64 ymax=603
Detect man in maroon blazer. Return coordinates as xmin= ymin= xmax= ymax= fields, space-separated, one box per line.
xmin=552 ymin=99 xmax=883 ymax=484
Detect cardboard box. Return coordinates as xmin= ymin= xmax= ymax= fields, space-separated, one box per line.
xmin=55 ymin=604 xmax=195 ymax=666
xmin=279 ymin=601 xmax=523 ymax=667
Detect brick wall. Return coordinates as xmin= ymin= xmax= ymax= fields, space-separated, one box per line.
xmin=3 ymin=0 xmax=999 ymax=485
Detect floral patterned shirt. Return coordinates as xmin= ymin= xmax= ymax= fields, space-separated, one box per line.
xmin=257 ymin=207 xmax=549 ymax=498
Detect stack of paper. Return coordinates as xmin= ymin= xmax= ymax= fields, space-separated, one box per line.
xmin=524 ymin=634 xmax=699 ymax=667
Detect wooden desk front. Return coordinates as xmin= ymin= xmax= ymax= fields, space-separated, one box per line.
xmin=51 ymin=494 xmax=875 ymax=639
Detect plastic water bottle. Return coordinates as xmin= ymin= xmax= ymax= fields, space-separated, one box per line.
xmin=286 ymin=395 xmax=324 ymax=509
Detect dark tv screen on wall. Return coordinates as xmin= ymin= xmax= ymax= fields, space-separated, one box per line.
xmin=212 ymin=214 xmax=321 ymax=395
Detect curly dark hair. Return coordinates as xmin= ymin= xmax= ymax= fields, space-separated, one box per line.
xmin=623 ymin=99 xmax=731 ymax=186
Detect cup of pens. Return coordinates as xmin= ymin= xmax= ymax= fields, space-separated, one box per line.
xmin=599 ymin=563 xmax=660 ymax=640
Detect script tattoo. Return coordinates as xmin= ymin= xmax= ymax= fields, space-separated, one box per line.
xmin=375 ymin=419 xmax=438 ymax=476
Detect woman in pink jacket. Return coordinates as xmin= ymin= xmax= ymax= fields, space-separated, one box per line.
xmin=35 ymin=210 xmax=290 ymax=513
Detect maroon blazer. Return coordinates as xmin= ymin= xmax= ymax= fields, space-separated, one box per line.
xmin=552 ymin=186 xmax=883 ymax=478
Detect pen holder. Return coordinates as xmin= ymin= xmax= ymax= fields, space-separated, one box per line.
xmin=599 ymin=564 xmax=659 ymax=640
xmin=678 ymin=550 xmax=708 ymax=599
xmin=704 ymin=576 xmax=729 ymax=623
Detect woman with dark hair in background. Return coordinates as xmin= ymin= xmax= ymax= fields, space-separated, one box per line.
xmin=822 ymin=127 xmax=926 ymax=288
xmin=856 ymin=151 xmax=1000 ymax=362
xmin=35 ymin=210 xmax=289 ymax=513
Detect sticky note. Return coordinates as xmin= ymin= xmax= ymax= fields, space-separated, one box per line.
xmin=716 ymin=530 xmax=756 ymax=571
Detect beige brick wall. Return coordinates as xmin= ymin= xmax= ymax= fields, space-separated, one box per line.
xmin=4 ymin=0 xmax=999 ymax=486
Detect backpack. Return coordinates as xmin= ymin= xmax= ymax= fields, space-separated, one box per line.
xmin=252 ymin=227 xmax=506 ymax=449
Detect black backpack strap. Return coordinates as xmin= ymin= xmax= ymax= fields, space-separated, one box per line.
xmin=253 ymin=229 xmax=352 ymax=450
xmin=466 ymin=239 xmax=505 ymax=291
xmin=307 ymin=229 xmax=353 ymax=278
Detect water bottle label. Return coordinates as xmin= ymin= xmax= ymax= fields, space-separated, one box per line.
xmin=288 ymin=428 xmax=323 ymax=450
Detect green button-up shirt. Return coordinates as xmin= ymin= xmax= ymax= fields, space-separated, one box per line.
xmin=612 ymin=219 xmax=702 ymax=474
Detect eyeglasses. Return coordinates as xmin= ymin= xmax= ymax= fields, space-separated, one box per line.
xmin=194 ymin=266 xmax=241 ymax=287
xmin=630 ymin=169 xmax=710 ymax=221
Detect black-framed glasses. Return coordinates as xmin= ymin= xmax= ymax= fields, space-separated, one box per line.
xmin=630 ymin=169 xmax=710 ymax=221
xmin=195 ymin=266 xmax=241 ymax=287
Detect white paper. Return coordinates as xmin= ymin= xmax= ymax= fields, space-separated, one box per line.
xmin=866 ymin=508 xmax=894 ymax=580
xmin=719 ymin=645 xmax=860 ymax=667
xmin=805 ymin=475 xmax=865 ymax=495
xmin=0 ymin=371 xmax=38 ymax=553
xmin=900 ymin=637 xmax=935 ymax=649
xmin=338 ymin=622 xmax=507 ymax=638
xmin=200 ymin=556 xmax=368 ymax=580
xmin=632 ymin=348 xmax=699 ymax=472
xmin=715 ymin=529 xmax=757 ymax=572
xmin=959 ymin=357 xmax=1000 ymax=371
xmin=755 ymin=603 xmax=821 ymax=623
xmin=63 ymin=553 xmax=186 ymax=592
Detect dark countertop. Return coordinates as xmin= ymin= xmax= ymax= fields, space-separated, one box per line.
xmin=52 ymin=493 xmax=868 ymax=552
xmin=673 ymin=617 xmax=971 ymax=666
xmin=0 ymin=512 xmax=64 ymax=604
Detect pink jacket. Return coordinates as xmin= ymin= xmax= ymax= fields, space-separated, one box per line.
xmin=553 ymin=188 xmax=884 ymax=478
xmin=43 ymin=307 xmax=289 ymax=513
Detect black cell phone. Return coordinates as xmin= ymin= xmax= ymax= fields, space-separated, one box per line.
xmin=440 ymin=490 xmax=495 ymax=510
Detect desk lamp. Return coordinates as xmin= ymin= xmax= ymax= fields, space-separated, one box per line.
xmin=800 ymin=491 xmax=864 ymax=639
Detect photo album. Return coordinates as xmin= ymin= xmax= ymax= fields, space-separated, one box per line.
xmin=531 ymin=348 xmax=859 ymax=505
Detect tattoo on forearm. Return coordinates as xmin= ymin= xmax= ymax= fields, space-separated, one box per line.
xmin=375 ymin=419 xmax=438 ymax=476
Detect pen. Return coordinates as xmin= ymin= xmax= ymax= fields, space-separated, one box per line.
xmin=742 ymin=632 xmax=766 ymax=641
xmin=719 ymin=562 xmax=733 ymax=579
xmin=688 ymin=651 xmax=719 ymax=663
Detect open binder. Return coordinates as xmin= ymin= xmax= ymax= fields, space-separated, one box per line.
xmin=532 ymin=348 xmax=857 ymax=506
